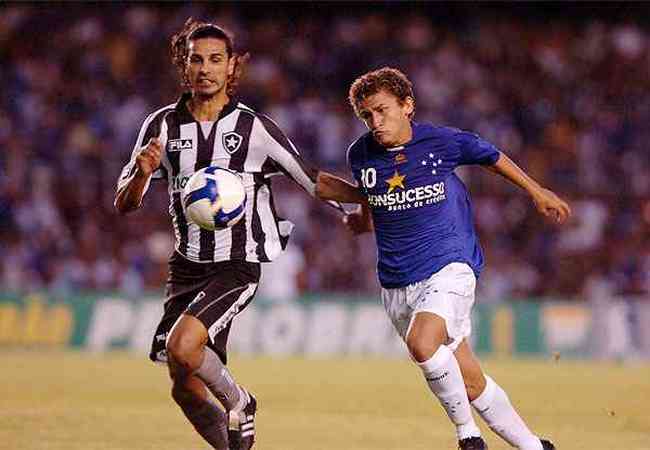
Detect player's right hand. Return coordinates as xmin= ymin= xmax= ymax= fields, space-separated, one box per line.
xmin=532 ymin=187 xmax=572 ymax=224
xmin=136 ymin=137 xmax=162 ymax=176
xmin=343 ymin=210 xmax=373 ymax=235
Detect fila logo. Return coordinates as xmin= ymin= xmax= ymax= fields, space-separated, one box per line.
xmin=168 ymin=139 xmax=192 ymax=152
xmin=223 ymin=131 xmax=243 ymax=154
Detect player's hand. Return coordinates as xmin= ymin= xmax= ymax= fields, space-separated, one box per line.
xmin=343 ymin=210 xmax=372 ymax=235
xmin=532 ymin=187 xmax=571 ymax=224
xmin=136 ymin=137 xmax=162 ymax=177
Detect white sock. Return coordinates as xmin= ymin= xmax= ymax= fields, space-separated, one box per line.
xmin=471 ymin=376 xmax=542 ymax=450
xmin=417 ymin=345 xmax=481 ymax=440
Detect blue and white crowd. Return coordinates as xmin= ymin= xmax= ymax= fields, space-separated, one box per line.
xmin=1 ymin=5 xmax=648 ymax=302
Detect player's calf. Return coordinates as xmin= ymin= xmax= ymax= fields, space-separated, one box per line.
xmin=194 ymin=346 xmax=245 ymax=411
xmin=406 ymin=312 xmax=482 ymax=441
xmin=453 ymin=341 xmax=547 ymax=450
xmin=417 ymin=344 xmax=482 ymax=441
xmin=170 ymin=343 xmax=253 ymax=449
xmin=453 ymin=340 xmax=487 ymax=401
xmin=470 ymin=376 xmax=545 ymax=450
xmin=171 ymin=376 xmax=229 ymax=450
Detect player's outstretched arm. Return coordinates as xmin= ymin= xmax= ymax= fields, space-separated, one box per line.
xmin=115 ymin=137 xmax=162 ymax=214
xmin=485 ymin=152 xmax=572 ymax=224
xmin=315 ymin=172 xmax=365 ymax=204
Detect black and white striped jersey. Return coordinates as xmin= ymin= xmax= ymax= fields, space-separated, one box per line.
xmin=117 ymin=93 xmax=319 ymax=263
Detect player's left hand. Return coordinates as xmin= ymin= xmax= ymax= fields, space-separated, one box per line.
xmin=532 ymin=188 xmax=571 ymax=224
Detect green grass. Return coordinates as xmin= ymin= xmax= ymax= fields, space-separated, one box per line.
xmin=1 ymin=350 xmax=649 ymax=449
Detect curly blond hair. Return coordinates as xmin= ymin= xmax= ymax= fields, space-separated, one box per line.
xmin=348 ymin=67 xmax=415 ymax=119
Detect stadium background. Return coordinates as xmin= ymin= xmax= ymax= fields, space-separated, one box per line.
xmin=1 ymin=3 xmax=649 ymax=450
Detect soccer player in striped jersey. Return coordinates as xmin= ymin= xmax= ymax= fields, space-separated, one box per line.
xmin=328 ymin=68 xmax=570 ymax=450
xmin=115 ymin=20 xmax=361 ymax=450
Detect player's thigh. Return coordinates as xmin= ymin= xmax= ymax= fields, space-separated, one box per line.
xmin=150 ymin=297 xmax=187 ymax=363
xmin=150 ymin=252 xmax=213 ymax=364
xmin=382 ymin=281 xmax=450 ymax=345
xmin=182 ymin=261 xmax=260 ymax=362
xmin=453 ymin=339 xmax=486 ymax=401
xmin=419 ymin=263 xmax=476 ymax=352
xmin=167 ymin=314 xmax=210 ymax=354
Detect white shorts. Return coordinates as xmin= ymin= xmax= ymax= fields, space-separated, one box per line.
xmin=381 ymin=262 xmax=476 ymax=352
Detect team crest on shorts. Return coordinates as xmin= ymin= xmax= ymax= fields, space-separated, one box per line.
xmin=223 ymin=131 xmax=243 ymax=154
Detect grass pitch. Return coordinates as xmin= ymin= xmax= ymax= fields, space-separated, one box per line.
xmin=1 ymin=350 xmax=649 ymax=450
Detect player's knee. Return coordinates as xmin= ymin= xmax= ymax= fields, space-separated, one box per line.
xmin=406 ymin=313 xmax=448 ymax=363
xmin=406 ymin=337 xmax=441 ymax=363
xmin=166 ymin=330 xmax=203 ymax=373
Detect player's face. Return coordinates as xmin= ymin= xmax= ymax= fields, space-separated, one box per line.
xmin=186 ymin=37 xmax=235 ymax=98
xmin=358 ymin=90 xmax=414 ymax=147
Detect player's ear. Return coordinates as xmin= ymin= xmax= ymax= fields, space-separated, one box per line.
xmin=227 ymin=54 xmax=236 ymax=77
xmin=402 ymin=97 xmax=415 ymax=117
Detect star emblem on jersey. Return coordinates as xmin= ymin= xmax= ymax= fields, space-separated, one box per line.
xmin=222 ymin=131 xmax=243 ymax=154
xmin=385 ymin=170 xmax=406 ymax=193
xmin=423 ymin=154 xmax=442 ymax=171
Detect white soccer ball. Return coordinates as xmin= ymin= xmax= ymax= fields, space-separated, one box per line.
xmin=182 ymin=166 xmax=246 ymax=230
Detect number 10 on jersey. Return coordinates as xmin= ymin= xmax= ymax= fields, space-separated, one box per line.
xmin=361 ymin=168 xmax=376 ymax=189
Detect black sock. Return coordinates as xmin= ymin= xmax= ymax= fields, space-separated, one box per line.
xmin=178 ymin=397 xmax=229 ymax=450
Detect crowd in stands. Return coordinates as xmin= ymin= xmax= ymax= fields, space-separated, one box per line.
xmin=1 ymin=4 xmax=648 ymax=302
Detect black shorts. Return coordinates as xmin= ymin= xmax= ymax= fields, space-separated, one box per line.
xmin=149 ymin=251 xmax=260 ymax=365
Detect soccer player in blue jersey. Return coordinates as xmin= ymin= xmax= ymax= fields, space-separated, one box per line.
xmin=334 ymin=67 xmax=570 ymax=450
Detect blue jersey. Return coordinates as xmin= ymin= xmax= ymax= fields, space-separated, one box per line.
xmin=347 ymin=122 xmax=501 ymax=288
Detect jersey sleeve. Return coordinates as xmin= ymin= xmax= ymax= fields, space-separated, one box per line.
xmin=116 ymin=111 xmax=167 ymax=194
xmin=255 ymin=114 xmax=319 ymax=196
xmin=454 ymin=131 xmax=501 ymax=166
xmin=346 ymin=138 xmax=363 ymax=186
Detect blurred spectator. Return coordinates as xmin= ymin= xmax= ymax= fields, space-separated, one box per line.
xmin=257 ymin=242 xmax=305 ymax=304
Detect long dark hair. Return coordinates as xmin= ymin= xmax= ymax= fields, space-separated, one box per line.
xmin=170 ymin=18 xmax=249 ymax=97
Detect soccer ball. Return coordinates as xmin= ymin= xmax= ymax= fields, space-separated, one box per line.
xmin=182 ymin=166 xmax=246 ymax=230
